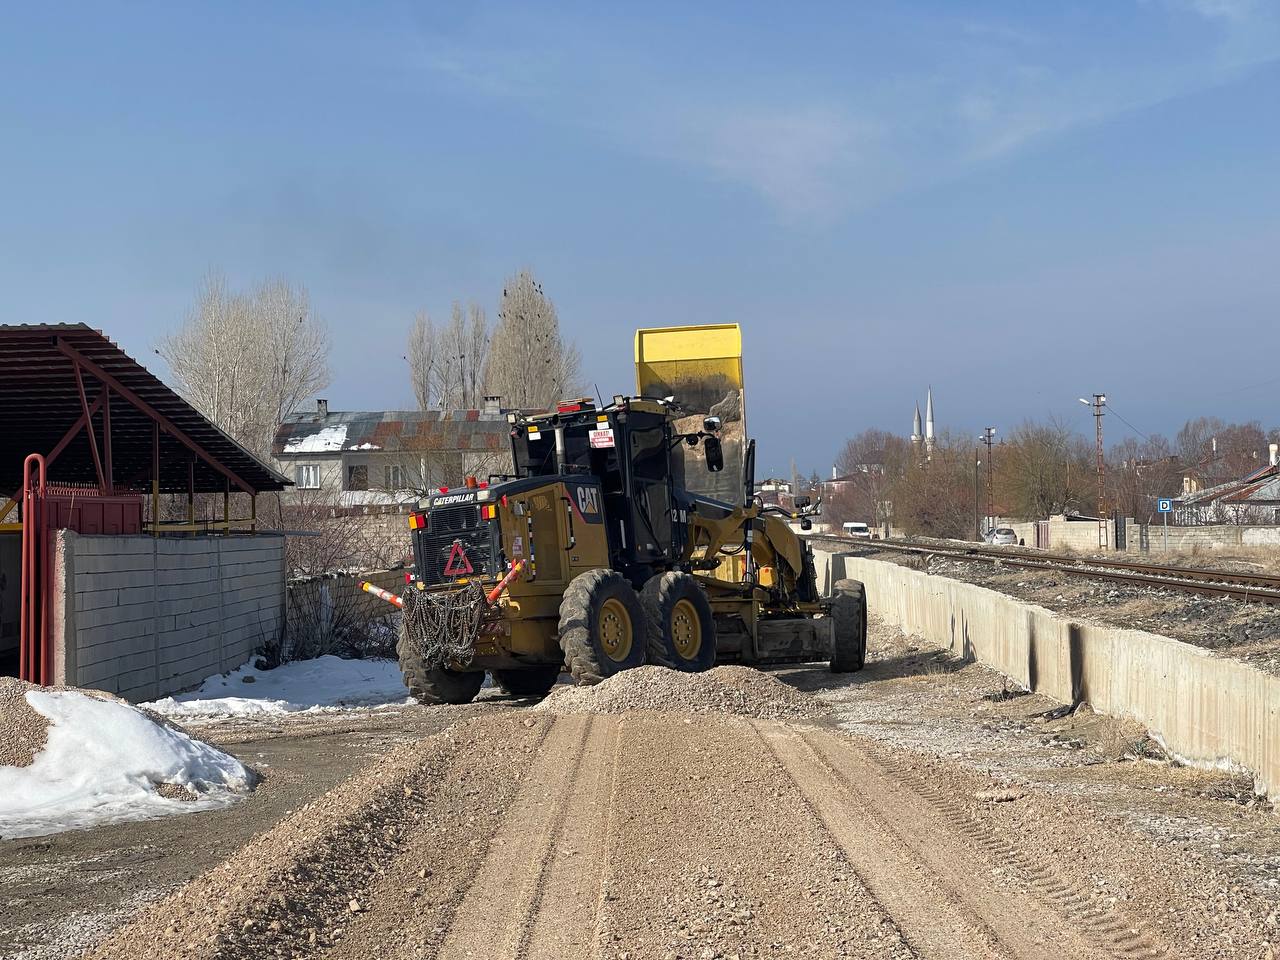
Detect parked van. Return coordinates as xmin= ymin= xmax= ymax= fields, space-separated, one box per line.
xmin=842 ymin=521 xmax=871 ymax=538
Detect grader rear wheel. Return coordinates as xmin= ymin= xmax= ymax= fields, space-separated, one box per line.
xmin=558 ymin=570 xmax=649 ymax=685
xmin=642 ymin=571 xmax=716 ymax=672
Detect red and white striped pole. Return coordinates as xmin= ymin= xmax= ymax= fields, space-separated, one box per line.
xmin=360 ymin=580 xmax=404 ymax=609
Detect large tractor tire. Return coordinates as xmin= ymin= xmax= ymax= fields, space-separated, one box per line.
xmin=397 ymin=623 xmax=486 ymax=705
xmin=830 ymin=578 xmax=868 ymax=673
xmin=558 ymin=570 xmax=649 ymax=684
xmin=491 ymin=664 xmax=561 ymax=698
xmin=642 ymin=572 xmax=716 ymax=672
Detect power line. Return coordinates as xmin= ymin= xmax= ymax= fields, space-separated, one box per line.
xmin=1103 ymin=404 xmax=1150 ymax=442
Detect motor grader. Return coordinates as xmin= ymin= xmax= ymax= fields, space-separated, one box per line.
xmin=372 ymin=326 xmax=867 ymax=704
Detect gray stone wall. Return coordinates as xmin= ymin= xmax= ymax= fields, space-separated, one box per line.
xmin=54 ymin=531 xmax=286 ymax=701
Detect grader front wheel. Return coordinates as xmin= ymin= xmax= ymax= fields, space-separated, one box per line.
xmin=830 ymin=578 xmax=868 ymax=673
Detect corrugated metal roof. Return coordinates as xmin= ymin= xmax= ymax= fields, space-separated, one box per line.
xmin=273 ymin=408 xmax=511 ymax=457
xmin=1181 ymin=463 xmax=1280 ymax=505
xmin=0 ymin=323 xmax=290 ymax=495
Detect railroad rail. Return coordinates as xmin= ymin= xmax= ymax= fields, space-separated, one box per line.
xmin=811 ymin=535 xmax=1280 ymax=607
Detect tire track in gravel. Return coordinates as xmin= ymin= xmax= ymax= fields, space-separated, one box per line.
xmin=516 ymin=717 xmax=619 ymax=959
xmin=436 ymin=712 xmax=607 ymax=960
xmin=857 ymin=742 xmax=1170 ymax=960
xmin=755 ymin=720 xmax=1165 ymax=960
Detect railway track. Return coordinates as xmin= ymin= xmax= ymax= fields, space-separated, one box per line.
xmin=812 ymin=535 xmax=1280 ymax=607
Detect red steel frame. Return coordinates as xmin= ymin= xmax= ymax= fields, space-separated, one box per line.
xmin=16 ymin=343 xmax=266 ymax=683
xmin=19 ymin=453 xmax=50 ymax=685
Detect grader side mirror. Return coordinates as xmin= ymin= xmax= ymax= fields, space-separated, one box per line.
xmin=704 ymin=435 xmax=724 ymax=472
xmin=703 ymin=416 xmax=722 ymax=433
xmin=800 ymin=518 xmax=813 ymax=530
xmin=793 ymin=496 xmax=811 ymax=509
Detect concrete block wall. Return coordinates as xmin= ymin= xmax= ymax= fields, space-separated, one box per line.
xmin=1124 ymin=521 xmax=1280 ymax=554
xmin=814 ymin=549 xmax=1280 ymax=803
xmin=283 ymin=566 xmax=405 ymax=660
xmin=54 ymin=531 xmax=286 ymax=701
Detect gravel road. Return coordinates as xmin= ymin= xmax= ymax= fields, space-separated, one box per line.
xmin=81 ymin=683 xmax=1184 ymax=959
xmin=7 ymin=634 xmax=1277 ymax=959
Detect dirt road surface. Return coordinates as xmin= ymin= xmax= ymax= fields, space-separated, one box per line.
xmin=5 ymin=621 xmax=1278 ymax=959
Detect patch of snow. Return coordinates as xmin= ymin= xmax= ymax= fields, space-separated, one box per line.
xmin=351 ymin=442 xmax=382 ymax=450
xmin=283 ymin=423 xmax=348 ymax=453
xmin=0 ymin=691 xmax=254 ymax=839
xmin=145 ymin=655 xmax=411 ymax=719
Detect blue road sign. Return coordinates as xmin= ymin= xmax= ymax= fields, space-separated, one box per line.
xmin=1157 ymin=498 xmax=1173 ymax=513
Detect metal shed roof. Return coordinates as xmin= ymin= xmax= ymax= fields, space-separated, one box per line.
xmin=0 ymin=323 xmax=290 ymax=496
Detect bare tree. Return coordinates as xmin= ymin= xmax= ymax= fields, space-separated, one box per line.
xmin=407 ymin=311 xmax=437 ymax=410
xmin=886 ymin=433 xmax=974 ymax=538
xmin=483 ymin=270 xmax=581 ymax=409
xmin=994 ymin=419 xmax=1093 ymax=520
xmin=160 ymin=273 xmax=330 ymax=459
xmin=828 ymin=429 xmax=901 ymax=528
xmin=407 ymin=303 xmax=489 ymax=411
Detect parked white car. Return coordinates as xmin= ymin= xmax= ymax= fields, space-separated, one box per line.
xmin=842 ymin=521 xmax=872 ymax=538
xmin=985 ymin=527 xmax=1018 ymax=545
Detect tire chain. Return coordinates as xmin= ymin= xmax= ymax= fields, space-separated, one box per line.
xmin=399 ymin=581 xmax=487 ymax=670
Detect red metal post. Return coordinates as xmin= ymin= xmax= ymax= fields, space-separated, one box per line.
xmin=71 ymin=359 xmax=107 ymax=494
xmin=44 ymin=393 xmax=104 ymax=469
xmin=19 ymin=454 xmax=48 ymax=685
xmin=102 ymin=386 xmax=113 ymax=495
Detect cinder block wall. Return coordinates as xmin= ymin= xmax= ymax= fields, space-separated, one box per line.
xmin=283 ymin=567 xmax=405 ymax=660
xmin=815 ymin=549 xmax=1280 ymax=803
xmin=53 ymin=531 xmax=286 ymax=701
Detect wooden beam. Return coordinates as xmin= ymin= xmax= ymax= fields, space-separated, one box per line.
xmin=57 ymin=338 xmax=256 ymax=494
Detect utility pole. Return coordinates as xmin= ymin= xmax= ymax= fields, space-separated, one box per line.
xmin=980 ymin=427 xmax=996 ymax=535
xmin=974 ymin=449 xmax=982 ymax=541
xmin=1080 ymin=394 xmax=1107 ymax=548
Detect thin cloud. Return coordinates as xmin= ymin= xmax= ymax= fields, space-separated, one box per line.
xmin=412 ymin=6 xmax=1280 ymax=222
xmin=622 ymin=103 xmax=879 ymax=221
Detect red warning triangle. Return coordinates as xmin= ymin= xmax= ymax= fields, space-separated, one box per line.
xmin=443 ymin=541 xmax=474 ymax=576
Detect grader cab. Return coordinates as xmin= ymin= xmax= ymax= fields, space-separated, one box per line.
xmin=373 ymin=325 xmax=867 ymax=704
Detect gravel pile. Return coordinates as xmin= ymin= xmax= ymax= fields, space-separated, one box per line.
xmin=537 ymin=665 xmax=820 ymax=721
xmin=0 ymin=676 xmax=50 ymax=767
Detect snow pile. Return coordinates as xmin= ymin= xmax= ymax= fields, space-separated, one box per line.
xmin=0 ymin=684 xmax=254 ymax=839
xmin=146 ymin=655 xmax=411 ymax=719
xmin=283 ymin=423 xmax=347 ymax=453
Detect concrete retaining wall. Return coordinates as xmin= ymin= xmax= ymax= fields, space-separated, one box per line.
xmin=814 ymin=549 xmax=1280 ymax=802
xmin=53 ymin=531 xmax=286 ymax=701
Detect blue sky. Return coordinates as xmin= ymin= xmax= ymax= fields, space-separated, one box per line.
xmin=2 ymin=1 xmax=1278 ymax=477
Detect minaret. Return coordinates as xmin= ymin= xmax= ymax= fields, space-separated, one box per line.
xmin=924 ymin=386 xmax=935 ymax=459
xmin=911 ymin=403 xmax=922 ymax=455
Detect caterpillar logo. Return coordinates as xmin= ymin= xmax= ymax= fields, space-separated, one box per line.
xmin=576 ymin=486 xmax=600 ymax=515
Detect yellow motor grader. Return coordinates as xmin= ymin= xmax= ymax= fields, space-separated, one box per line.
xmin=377 ymin=324 xmax=867 ymax=703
